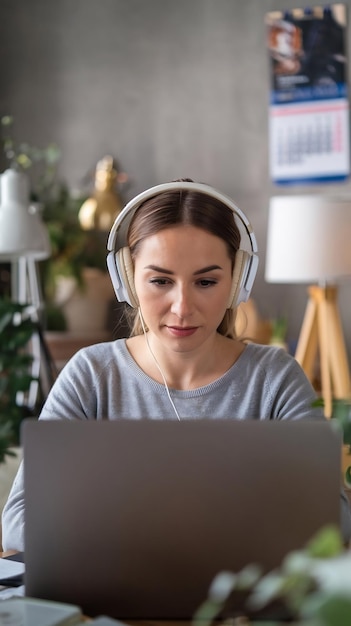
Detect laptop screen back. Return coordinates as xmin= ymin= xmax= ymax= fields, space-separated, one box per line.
xmin=22 ymin=419 xmax=341 ymax=619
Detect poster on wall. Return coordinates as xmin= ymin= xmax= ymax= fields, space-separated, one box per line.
xmin=266 ymin=4 xmax=350 ymax=185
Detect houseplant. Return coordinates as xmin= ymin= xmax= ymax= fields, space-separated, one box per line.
xmin=39 ymin=181 xmax=109 ymax=331
xmin=0 ymin=299 xmax=39 ymax=547
xmin=0 ymin=299 xmax=41 ymax=533
xmin=0 ymin=299 xmax=40 ymax=446
xmin=0 ymin=115 xmax=111 ymax=332
xmin=269 ymin=316 xmax=288 ymax=350
xmin=193 ymin=525 xmax=351 ymax=626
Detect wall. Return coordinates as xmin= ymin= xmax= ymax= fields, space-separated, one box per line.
xmin=1 ymin=0 xmax=351 ymax=357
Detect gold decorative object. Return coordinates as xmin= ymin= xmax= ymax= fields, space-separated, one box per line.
xmin=78 ymin=156 xmax=128 ymax=231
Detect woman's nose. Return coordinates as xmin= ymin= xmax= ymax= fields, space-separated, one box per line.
xmin=170 ymin=285 xmax=194 ymax=318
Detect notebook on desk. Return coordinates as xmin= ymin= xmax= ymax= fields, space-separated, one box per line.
xmin=22 ymin=418 xmax=341 ymax=620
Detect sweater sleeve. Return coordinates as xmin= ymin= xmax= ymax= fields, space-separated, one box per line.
xmin=1 ymin=461 xmax=25 ymax=552
xmin=1 ymin=346 xmax=104 ymax=551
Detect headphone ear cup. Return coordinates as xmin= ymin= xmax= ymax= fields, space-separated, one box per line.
xmin=116 ymin=246 xmax=139 ymax=308
xmin=227 ymin=249 xmax=252 ymax=309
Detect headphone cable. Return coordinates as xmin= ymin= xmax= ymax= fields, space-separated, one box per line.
xmin=139 ymin=308 xmax=181 ymax=421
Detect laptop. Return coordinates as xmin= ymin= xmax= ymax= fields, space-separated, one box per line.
xmin=22 ymin=419 xmax=341 ymax=620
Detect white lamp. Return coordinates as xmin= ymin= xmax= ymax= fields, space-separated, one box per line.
xmin=0 ymin=169 xmax=50 ymax=260
xmin=0 ymin=168 xmax=50 ymax=309
xmin=265 ymin=195 xmax=351 ymax=417
xmin=0 ymin=168 xmax=53 ymax=407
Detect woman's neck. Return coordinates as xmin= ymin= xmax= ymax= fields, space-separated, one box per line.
xmin=126 ymin=332 xmax=245 ymax=390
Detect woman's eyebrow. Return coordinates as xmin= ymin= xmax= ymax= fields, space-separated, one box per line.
xmin=144 ymin=265 xmax=173 ymax=274
xmin=144 ymin=264 xmax=223 ymax=275
xmin=193 ymin=265 xmax=222 ymax=275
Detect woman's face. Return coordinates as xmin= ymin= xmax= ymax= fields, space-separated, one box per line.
xmin=133 ymin=224 xmax=233 ymax=353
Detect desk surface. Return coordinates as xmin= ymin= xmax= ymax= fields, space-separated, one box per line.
xmin=0 ymin=550 xmax=17 ymax=558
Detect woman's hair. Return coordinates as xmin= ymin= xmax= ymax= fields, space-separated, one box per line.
xmin=126 ymin=179 xmax=241 ymax=338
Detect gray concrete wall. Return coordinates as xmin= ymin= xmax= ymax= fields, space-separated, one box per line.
xmin=1 ymin=0 xmax=351 ymax=359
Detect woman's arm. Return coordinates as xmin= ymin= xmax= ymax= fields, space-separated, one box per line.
xmin=1 ymin=462 xmax=25 ymax=552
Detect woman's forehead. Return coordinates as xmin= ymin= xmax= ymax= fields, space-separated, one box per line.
xmin=134 ymin=224 xmax=231 ymax=262
xmin=140 ymin=223 xmax=226 ymax=244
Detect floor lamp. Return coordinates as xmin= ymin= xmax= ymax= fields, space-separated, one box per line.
xmin=0 ymin=168 xmax=56 ymax=408
xmin=265 ymin=195 xmax=351 ymax=418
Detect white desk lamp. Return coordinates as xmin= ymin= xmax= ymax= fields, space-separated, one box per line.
xmin=0 ymin=168 xmax=53 ymax=407
xmin=265 ymin=195 xmax=351 ymax=417
xmin=0 ymin=168 xmax=50 ymax=308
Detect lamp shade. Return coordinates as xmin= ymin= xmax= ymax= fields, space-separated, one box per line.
xmin=265 ymin=195 xmax=351 ymax=284
xmin=0 ymin=169 xmax=50 ymax=260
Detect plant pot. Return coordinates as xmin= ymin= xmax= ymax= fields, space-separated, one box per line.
xmin=54 ymin=268 xmax=115 ymax=333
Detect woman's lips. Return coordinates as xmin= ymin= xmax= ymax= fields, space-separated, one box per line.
xmin=166 ymin=326 xmax=198 ymax=337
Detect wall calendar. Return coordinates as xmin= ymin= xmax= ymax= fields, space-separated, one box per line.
xmin=266 ymin=4 xmax=350 ymax=184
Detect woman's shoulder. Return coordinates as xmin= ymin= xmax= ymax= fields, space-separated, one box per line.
xmin=63 ymin=337 xmax=129 ymax=371
xmin=44 ymin=338 xmax=132 ymax=405
xmin=244 ymin=342 xmax=293 ymax=361
xmin=241 ymin=342 xmax=303 ymax=376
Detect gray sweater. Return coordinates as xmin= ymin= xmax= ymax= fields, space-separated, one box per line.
xmin=2 ymin=339 xmax=350 ymax=550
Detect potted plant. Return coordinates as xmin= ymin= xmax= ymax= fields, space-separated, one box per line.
xmin=0 ymin=115 xmax=113 ymax=333
xmin=39 ymin=181 xmax=111 ymax=332
xmin=0 ymin=299 xmax=39 ymax=552
xmin=0 ymin=300 xmax=40 ymax=531
xmin=0 ymin=299 xmax=40 ymax=445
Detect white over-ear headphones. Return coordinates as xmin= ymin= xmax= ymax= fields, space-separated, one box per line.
xmin=107 ymin=181 xmax=259 ymax=309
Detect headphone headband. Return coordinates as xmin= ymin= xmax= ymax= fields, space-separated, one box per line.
xmin=107 ymin=181 xmax=259 ymax=308
xmin=107 ymin=181 xmax=258 ymax=255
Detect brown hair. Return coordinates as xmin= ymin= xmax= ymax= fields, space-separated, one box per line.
xmin=127 ymin=179 xmax=241 ymax=338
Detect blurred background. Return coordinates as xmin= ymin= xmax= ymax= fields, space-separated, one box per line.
xmin=1 ymin=0 xmax=351 ymax=355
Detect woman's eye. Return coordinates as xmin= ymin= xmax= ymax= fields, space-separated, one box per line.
xmin=197 ymin=279 xmax=217 ymax=287
xmin=149 ymin=278 xmax=171 ymax=286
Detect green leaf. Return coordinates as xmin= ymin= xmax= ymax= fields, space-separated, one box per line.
xmin=315 ymin=594 xmax=351 ymax=626
xmin=16 ymin=153 xmax=32 ymax=169
xmin=1 ymin=115 xmax=13 ymax=127
xmin=306 ymin=526 xmax=343 ymax=559
xmin=192 ymin=599 xmax=224 ymax=626
xmin=345 ymin=466 xmax=351 ymax=488
xmin=0 ymin=299 xmax=38 ymax=447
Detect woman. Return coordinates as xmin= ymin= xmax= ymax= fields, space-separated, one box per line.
xmin=2 ymin=179 xmax=351 ymax=550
